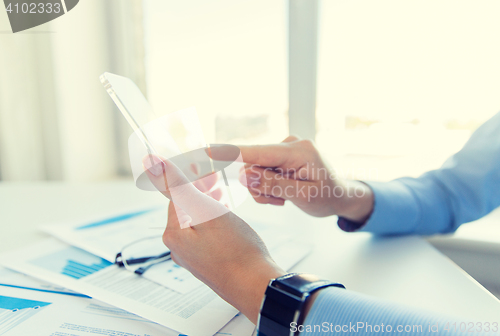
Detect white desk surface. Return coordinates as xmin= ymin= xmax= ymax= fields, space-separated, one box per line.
xmin=1 ymin=181 xmax=499 ymax=322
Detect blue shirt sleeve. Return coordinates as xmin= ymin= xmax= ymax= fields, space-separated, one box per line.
xmin=301 ymin=287 xmax=495 ymax=335
xmin=338 ymin=111 xmax=500 ymax=235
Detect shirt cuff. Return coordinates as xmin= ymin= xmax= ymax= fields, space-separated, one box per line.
xmin=337 ymin=180 xmax=419 ymax=235
xmin=337 ymin=217 xmax=365 ymax=232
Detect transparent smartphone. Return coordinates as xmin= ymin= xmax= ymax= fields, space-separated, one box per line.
xmin=100 ymin=72 xmax=159 ymax=155
xmin=100 ymin=72 xmax=247 ymax=221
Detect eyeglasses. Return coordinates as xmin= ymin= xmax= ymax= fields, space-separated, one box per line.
xmin=115 ymin=235 xmax=171 ymax=275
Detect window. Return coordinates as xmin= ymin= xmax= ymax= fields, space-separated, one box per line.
xmin=316 ymin=0 xmax=500 ymax=181
xmin=143 ymin=0 xmax=288 ymax=146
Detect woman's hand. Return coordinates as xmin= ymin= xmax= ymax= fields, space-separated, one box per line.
xmin=209 ymin=136 xmax=374 ymax=223
xmin=164 ymin=202 xmax=285 ymax=324
xmin=143 ymin=154 xmax=286 ymax=324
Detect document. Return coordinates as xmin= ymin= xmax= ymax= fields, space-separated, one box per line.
xmin=42 ymin=206 xmax=203 ymax=294
xmin=0 ymin=239 xmax=237 ymax=336
xmin=0 ymin=267 xmax=255 ymax=336
xmin=42 ymin=207 xmax=167 ymax=263
xmin=0 ymin=268 xmax=177 ymax=336
xmin=34 ymin=206 xmax=310 ymax=335
xmin=0 ymin=239 xmax=307 ymax=336
xmin=41 ymin=206 xmax=310 ymax=294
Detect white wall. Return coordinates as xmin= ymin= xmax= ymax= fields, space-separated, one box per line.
xmin=0 ymin=0 xmax=146 ymax=182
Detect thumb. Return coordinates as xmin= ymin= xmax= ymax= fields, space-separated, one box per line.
xmin=143 ymin=154 xmax=229 ymax=227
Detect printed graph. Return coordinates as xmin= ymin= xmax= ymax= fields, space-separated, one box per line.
xmin=61 ymin=259 xmax=110 ymax=279
xmin=0 ymin=295 xmax=51 ymax=335
xmin=30 ymin=247 xmax=112 ymax=280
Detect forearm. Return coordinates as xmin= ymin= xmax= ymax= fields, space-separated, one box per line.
xmin=338 ymin=111 xmax=500 ymax=236
xmin=335 ymin=176 xmax=456 ymax=235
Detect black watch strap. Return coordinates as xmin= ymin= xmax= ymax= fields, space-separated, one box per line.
xmin=257 ymin=273 xmax=345 ymax=336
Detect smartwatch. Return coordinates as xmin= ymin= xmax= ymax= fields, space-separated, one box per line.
xmin=257 ymin=273 xmax=345 ymax=336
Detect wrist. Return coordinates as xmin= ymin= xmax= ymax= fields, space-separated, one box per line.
xmin=224 ymin=259 xmax=286 ymax=324
xmin=333 ymin=180 xmax=374 ymax=223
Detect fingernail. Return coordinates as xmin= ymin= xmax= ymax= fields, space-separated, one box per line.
xmin=204 ymin=147 xmax=211 ymax=158
xmin=269 ymin=198 xmax=285 ymax=206
xmin=180 ymin=218 xmax=192 ymax=229
xmin=142 ymin=155 xmax=165 ymax=176
xmin=239 ymin=172 xmax=260 ymax=188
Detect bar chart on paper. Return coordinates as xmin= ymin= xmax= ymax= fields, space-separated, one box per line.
xmin=0 ymin=296 xmax=51 ymax=335
xmin=29 ymin=247 xmax=112 ymax=280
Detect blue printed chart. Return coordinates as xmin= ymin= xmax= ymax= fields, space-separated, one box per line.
xmin=29 ymin=247 xmax=112 ymax=280
xmin=0 ymin=295 xmax=51 ymax=335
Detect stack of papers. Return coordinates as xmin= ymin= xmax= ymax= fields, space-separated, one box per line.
xmin=0 ymin=206 xmax=312 ymax=336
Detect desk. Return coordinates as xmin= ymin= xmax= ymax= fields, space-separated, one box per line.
xmin=1 ymin=181 xmax=499 ymax=326
xmin=428 ymin=208 xmax=500 ymax=298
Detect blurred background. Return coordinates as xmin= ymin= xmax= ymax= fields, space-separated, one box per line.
xmin=1 ymin=0 xmax=500 ymax=183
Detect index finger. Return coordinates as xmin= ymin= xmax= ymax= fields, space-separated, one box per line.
xmin=208 ymin=144 xmax=290 ymax=167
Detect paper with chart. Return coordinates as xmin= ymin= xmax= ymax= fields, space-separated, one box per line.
xmin=0 ymin=267 xmax=255 ymax=336
xmin=41 ymin=206 xmax=203 ymax=294
xmin=0 ymin=234 xmax=310 ymax=336
xmin=0 ymin=239 xmax=239 ymax=336
xmin=0 ymin=267 xmax=178 ymax=336
xmin=41 ymin=205 xmax=313 ymax=294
